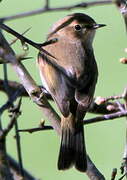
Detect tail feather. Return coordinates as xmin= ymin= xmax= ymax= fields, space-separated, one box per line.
xmin=58 ymin=128 xmax=75 ymax=170
xmin=58 ymin=117 xmax=87 ymax=172
xmin=75 ymin=123 xmax=87 ymax=172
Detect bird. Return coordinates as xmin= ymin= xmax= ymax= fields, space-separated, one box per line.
xmin=37 ymin=13 xmax=105 ymax=172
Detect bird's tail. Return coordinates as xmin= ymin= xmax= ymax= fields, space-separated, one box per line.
xmin=57 ymin=113 xmax=87 ymax=172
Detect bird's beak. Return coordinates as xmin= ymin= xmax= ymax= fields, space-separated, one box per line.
xmin=93 ymin=24 xmax=106 ymax=29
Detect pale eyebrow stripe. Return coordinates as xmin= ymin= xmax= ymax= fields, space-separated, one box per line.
xmin=48 ymin=16 xmax=75 ymax=38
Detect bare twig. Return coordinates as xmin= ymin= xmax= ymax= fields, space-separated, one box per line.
xmin=45 ymin=0 xmax=49 ymax=9
xmin=86 ymin=155 xmax=105 ymax=180
xmin=0 ymin=98 xmax=25 ymax=179
xmin=115 ymin=0 xmax=127 ymax=31
xmin=18 ymin=109 xmax=127 ymax=134
xmin=7 ymin=154 xmax=37 ymax=180
xmin=0 ymin=79 xmax=122 ymax=115
xmin=0 ymin=54 xmax=32 ymax=64
xmin=2 ymin=98 xmax=22 ymax=138
xmin=10 ymin=27 xmax=31 ymax=45
xmin=0 ymin=138 xmax=14 ymax=180
xmin=115 ymin=101 xmax=125 ymax=112
xmin=0 ymin=23 xmax=80 ymax=87
xmin=14 ymin=119 xmax=24 ymax=178
xmin=1 ymin=74 xmax=25 ymax=178
xmin=0 ymin=79 xmax=52 ymax=100
xmin=0 ymin=23 xmax=57 ymax=59
xmin=84 ymin=110 xmax=127 ymax=124
xmin=0 ymin=86 xmax=24 ymax=115
xmin=1 ymin=0 xmax=112 ymax=21
xmin=95 ymin=95 xmax=124 ymax=105
xmin=18 ymin=126 xmax=53 ymax=133
xmin=1 ymin=41 xmax=25 ymax=179
xmin=111 ymin=168 xmax=117 ymax=180
xmin=119 ymin=172 xmax=127 ymax=180
xmin=0 ymin=28 xmax=61 ymax=134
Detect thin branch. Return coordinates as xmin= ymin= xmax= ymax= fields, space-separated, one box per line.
xmin=84 ymin=110 xmax=127 ymax=125
xmin=86 ymin=155 xmax=105 ymax=180
xmin=0 ymin=54 xmax=32 ymax=64
xmin=1 ymin=0 xmax=112 ymax=21
xmin=0 ymin=28 xmax=61 ymax=134
xmin=14 ymin=120 xmax=24 ymax=178
xmin=0 ymin=87 xmax=24 ymax=115
xmin=45 ymin=0 xmax=49 ymax=9
xmin=18 ymin=109 xmax=127 ymax=134
xmin=0 ymin=23 xmax=79 ymax=87
xmin=115 ymin=0 xmax=127 ymax=31
xmin=10 ymin=27 xmax=31 ymax=46
xmin=115 ymin=100 xmax=125 ymax=112
xmin=119 ymin=172 xmax=127 ymax=180
xmin=2 ymin=98 xmax=22 ymax=138
xmin=0 ymin=79 xmax=52 ymax=100
xmin=95 ymin=95 xmax=124 ymax=105
xmin=18 ymin=126 xmax=53 ymax=133
xmin=2 ymin=50 xmax=25 ymax=179
xmin=7 ymin=154 xmax=37 ymax=180
xmin=0 ymin=23 xmax=57 ymax=59
xmin=0 ymin=79 xmax=122 ymax=115
xmin=0 ymin=138 xmax=14 ymax=180
xmin=111 ymin=168 xmax=117 ymax=180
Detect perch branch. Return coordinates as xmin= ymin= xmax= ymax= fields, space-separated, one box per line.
xmin=18 ymin=109 xmax=127 ymax=133
xmin=0 ymin=79 xmax=122 ymax=115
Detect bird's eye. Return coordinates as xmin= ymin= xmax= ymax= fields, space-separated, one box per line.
xmin=74 ymin=24 xmax=82 ymax=31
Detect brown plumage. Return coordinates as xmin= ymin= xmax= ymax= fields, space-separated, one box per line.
xmin=37 ymin=13 xmax=105 ymax=172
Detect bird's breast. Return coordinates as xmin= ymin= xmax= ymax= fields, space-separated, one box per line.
xmin=45 ymin=37 xmax=87 ymax=80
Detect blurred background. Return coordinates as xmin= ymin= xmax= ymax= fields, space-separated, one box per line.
xmin=0 ymin=0 xmax=127 ymax=179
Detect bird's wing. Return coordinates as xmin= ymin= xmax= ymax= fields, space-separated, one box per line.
xmin=75 ymin=52 xmax=98 ymax=109
xmin=38 ymin=52 xmax=74 ymax=117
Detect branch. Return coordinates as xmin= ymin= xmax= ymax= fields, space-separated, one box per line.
xmin=7 ymin=154 xmax=37 ymax=180
xmin=0 ymin=23 xmax=57 ymax=59
xmin=0 ymin=28 xmax=61 ymax=134
xmin=86 ymin=155 xmax=105 ymax=180
xmin=0 ymin=23 xmax=81 ymax=87
xmin=0 ymin=87 xmax=24 ymax=115
xmin=0 ymin=138 xmax=14 ymax=180
xmin=84 ymin=110 xmax=127 ymax=125
xmin=0 ymin=79 xmax=121 ymax=115
xmin=110 ymin=168 xmax=117 ymax=180
xmin=115 ymin=0 xmax=127 ymax=31
xmin=18 ymin=109 xmax=127 ymax=134
xmin=1 ymin=0 xmax=113 ymax=21
xmin=10 ymin=27 xmax=31 ymax=45
xmin=18 ymin=126 xmax=53 ymax=133
xmin=2 ymin=98 xmax=22 ymax=138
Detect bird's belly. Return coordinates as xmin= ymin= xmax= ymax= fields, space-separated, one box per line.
xmin=65 ymin=65 xmax=84 ymax=81
xmin=39 ymin=71 xmax=50 ymax=93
